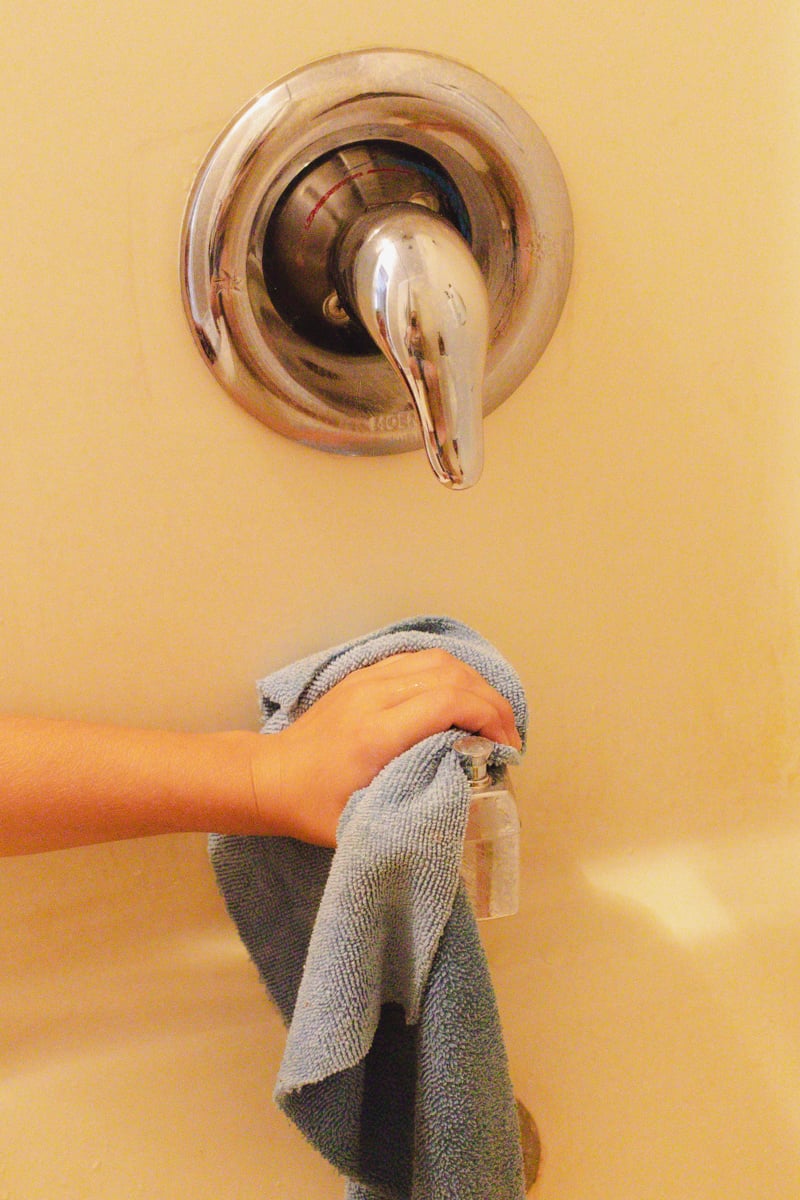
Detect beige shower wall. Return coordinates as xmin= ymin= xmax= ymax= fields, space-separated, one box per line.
xmin=2 ymin=2 xmax=800 ymax=1199
xmin=1 ymin=1 xmax=798 ymax=805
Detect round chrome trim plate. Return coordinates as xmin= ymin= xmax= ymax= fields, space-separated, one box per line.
xmin=180 ymin=49 xmax=573 ymax=458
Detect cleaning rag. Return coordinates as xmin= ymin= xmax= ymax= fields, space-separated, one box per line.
xmin=209 ymin=615 xmax=528 ymax=1200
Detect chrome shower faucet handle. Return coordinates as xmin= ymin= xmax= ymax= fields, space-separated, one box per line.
xmin=338 ymin=203 xmax=490 ymax=489
xmin=181 ymin=50 xmax=573 ymax=488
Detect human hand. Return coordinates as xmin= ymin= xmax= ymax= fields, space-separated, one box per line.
xmin=250 ymin=649 xmax=522 ymax=847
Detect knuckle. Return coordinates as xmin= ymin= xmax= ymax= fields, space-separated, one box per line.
xmin=430 ymin=683 xmax=464 ymax=717
xmin=416 ymin=647 xmax=454 ymax=669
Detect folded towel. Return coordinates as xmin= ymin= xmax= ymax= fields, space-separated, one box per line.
xmin=209 ymin=616 xmax=528 ymax=1200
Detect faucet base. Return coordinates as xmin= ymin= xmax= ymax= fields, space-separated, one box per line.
xmin=263 ymin=140 xmax=471 ymax=358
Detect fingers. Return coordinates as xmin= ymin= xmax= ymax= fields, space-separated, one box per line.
xmin=338 ymin=649 xmax=521 ymax=750
xmin=377 ymin=687 xmax=518 ymax=756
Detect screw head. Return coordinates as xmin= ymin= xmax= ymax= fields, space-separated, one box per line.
xmin=322 ymin=291 xmax=351 ymax=326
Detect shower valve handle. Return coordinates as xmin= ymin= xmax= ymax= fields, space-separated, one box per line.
xmin=338 ymin=204 xmax=490 ymax=490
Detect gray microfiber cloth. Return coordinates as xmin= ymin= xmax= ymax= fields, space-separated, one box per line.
xmin=209 ymin=616 xmax=527 ymax=1200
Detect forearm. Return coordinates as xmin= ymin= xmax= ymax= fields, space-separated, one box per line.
xmin=0 ymin=718 xmax=271 ymax=855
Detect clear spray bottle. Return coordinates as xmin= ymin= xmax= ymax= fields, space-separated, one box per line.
xmin=454 ymin=735 xmax=520 ymax=920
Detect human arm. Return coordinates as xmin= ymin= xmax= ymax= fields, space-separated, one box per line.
xmin=0 ymin=649 xmax=520 ymax=856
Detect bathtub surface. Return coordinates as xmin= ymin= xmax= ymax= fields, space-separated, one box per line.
xmin=2 ymin=787 xmax=799 ymax=1199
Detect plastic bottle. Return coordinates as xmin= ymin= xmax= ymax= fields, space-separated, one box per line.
xmin=454 ymin=734 xmax=520 ymax=920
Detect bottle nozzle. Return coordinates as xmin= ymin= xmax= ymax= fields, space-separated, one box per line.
xmin=453 ymin=734 xmax=493 ymax=786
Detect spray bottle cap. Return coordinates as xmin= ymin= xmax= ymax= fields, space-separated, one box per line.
xmin=453 ymin=734 xmax=493 ymax=786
